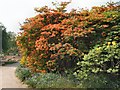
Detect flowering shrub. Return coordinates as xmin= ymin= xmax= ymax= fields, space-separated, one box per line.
xmin=17 ymin=2 xmax=120 ymax=73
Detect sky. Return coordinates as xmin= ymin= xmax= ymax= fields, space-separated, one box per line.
xmin=0 ymin=0 xmax=119 ymax=34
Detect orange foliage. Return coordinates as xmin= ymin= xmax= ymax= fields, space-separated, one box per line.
xmin=17 ymin=3 xmax=119 ymax=73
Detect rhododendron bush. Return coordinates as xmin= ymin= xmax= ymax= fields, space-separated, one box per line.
xmin=17 ymin=2 xmax=120 ymax=73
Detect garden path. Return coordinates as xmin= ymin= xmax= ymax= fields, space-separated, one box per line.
xmin=0 ymin=62 xmax=27 ymax=89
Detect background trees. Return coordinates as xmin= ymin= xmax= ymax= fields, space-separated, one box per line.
xmin=0 ymin=22 xmax=17 ymax=54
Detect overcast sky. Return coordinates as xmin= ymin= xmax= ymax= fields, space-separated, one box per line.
xmin=0 ymin=0 xmax=119 ymax=34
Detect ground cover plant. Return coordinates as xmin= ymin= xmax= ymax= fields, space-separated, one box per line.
xmin=16 ymin=1 xmax=120 ymax=88
xmin=16 ymin=64 xmax=78 ymax=88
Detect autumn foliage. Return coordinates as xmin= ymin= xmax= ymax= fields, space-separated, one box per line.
xmin=17 ymin=2 xmax=120 ymax=73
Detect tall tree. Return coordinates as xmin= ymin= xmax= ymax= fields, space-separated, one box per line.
xmin=0 ymin=23 xmax=2 ymax=52
xmin=0 ymin=22 xmax=8 ymax=53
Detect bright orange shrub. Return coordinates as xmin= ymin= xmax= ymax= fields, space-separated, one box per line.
xmin=17 ymin=2 xmax=119 ymax=73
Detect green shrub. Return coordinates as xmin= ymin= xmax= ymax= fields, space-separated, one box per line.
xmin=15 ymin=65 xmax=31 ymax=81
xmin=75 ymin=31 xmax=120 ymax=79
xmin=25 ymin=73 xmax=76 ymax=88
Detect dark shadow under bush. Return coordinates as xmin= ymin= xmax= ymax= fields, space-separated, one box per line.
xmin=77 ymin=74 xmax=120 ymax=88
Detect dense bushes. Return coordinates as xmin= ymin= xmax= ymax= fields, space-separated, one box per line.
xmin=26 ymin=73 xmax=76 ymax=88
xmin=17 ymin=2 xmax=120 ymax=73
xmin=16 ymin=1 xmax=120 ymax=88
